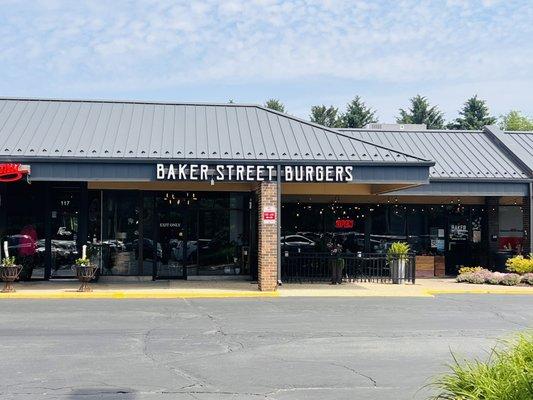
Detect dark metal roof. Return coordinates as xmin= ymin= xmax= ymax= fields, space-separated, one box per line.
xmin=340 ymin=128 xmax=529 ymax=180
xmin=0 ymin=98 xmax=429 ymax=165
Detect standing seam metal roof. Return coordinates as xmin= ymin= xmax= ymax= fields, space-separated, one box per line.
xmin=340 ymin=128 xmax=528 ymax=180
xmin=0 ymin=98 xmax=429 ymax=164
xmin=499 ymin=131 xmax=533 ymax=172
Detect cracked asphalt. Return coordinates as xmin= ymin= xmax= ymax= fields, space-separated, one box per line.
xmin=0 ymin=295 xmax=531 ymax=400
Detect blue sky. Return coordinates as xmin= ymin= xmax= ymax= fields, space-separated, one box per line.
xmin=0 ymin=0 xmax=532 ymax=122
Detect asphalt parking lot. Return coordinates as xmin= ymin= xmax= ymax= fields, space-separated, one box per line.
xmin=0 ymin=295 xmax=531 ymax=399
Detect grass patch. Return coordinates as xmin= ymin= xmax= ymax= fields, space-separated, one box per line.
xmin=431 ymin=332 xmax=533 ymax=400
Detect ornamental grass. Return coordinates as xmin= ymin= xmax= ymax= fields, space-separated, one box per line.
xmin=431 ymin=332 xmax=533 ymax=400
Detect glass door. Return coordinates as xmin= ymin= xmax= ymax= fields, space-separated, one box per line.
xmin=154 ymin=192 xmax=186 ymax=279
xmin=50 ymin=187 xmax=80 ymax=278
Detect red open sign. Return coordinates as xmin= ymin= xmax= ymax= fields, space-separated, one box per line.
xmin=0 ymin=163 xmax=29 ymax=182
xmin=335 ymin=219 xmax=354 ymax=229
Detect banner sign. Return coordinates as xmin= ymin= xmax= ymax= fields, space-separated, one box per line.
xmin=0 ymin=163 xmax=30 ymax=182
xmin=156 ymin=163 xmax=353 ymax=182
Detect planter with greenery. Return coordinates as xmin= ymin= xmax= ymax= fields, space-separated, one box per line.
xmin=387 ymin=242 xmax=410 ymax=284
xmin=0 ymin=256 xmax=23 ymax=293
xmin=74 ymin=245 xmax=99 ymax=292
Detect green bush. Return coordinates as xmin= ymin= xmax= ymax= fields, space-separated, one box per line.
xmin=506 ymin=254 xmax=533 ymax=274
xmin=431 ymin=332 xmax=533 ymax=400
xmin=458 ymin=266 xmax=484 ymax=275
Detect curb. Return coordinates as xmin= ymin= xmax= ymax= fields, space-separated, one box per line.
xmin=0 ymin=291 xmax=280 ymax=299
xmin=425 ymin=289 xmax=533 ymax=296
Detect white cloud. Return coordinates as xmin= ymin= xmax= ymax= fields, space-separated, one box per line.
xmin=0 ymin=0 xmax=531 ymax=119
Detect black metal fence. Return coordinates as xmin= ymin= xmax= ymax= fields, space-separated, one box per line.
xmin=281 ymin=252 xmax=416 ymax=284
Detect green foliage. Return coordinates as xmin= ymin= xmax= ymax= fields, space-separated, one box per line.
xmin=431 ymin=332 xmax=533 ymax=400
xmin=458 ymin=266 xmax=484 ymax=275
xmin=75 ymin=257 xmax=90 ymax=266
xmin=506 ymin=254 xmax=533 ymax=274
xmin=387 ymin=242 xmax=410 ymax=261
xmin=340 ymin=96 xmax=378 ymax=128
xmin=397 ymin=95 xmax=444 ymax=129
xmin=448 ymin=95 xmax=496 ymax=130
xmin=310 ymin=105 xmax=342 ymax=127
xmin=500 ymin=110 xmax=533 ymax=131
xmin=264 ymin=98 xmax=286 ymax=113
xmin=1 ymin=256 xmax=16 ymax=267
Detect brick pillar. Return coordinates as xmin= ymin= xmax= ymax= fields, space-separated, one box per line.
xmin=257 ymin=181 xmax=278 ymax=291
xmin=523 ymin=195 xmax=530 ymax=254
xmin=486 ymin=197 xmax=499 ymax=268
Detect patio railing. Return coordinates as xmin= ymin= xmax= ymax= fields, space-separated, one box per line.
xmin=281 ymin=252 xmax=416 ymax=284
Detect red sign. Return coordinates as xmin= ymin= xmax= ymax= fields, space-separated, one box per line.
xmin=0 ymin=163 xmax=30 ymax=182
xmin=335 ymin=219 xmax=354 ymax=229
xmin=263 ymin=206 xmax=277 ymax=224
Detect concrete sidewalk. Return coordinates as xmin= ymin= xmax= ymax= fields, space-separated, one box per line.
xmin=0 ymin=278 xmax=531 ymax=299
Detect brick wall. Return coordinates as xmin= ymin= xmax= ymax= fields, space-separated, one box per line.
xmin=257 ymin=181 xmax=278 ymax=291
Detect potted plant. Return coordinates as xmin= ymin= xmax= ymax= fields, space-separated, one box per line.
xmin=74 ymin=245 xmax=99 ymax=292
xmin=387 ymin=242 xmax=410 ymax=284
xmin=0 ymin=255 xmax=23 ymax=293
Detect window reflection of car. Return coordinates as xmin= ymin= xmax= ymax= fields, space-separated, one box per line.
xmin=4 ymin=234 xmax=37 ymax=255
xmin=102 ymin=240 xmax=126 ymax=252
xmin=172 ymin=239 xmax=211 ymax=261
xmin=296 ymin=232 xmax=322 ymax=242
xmin=133 ymin=239 xmax=162 ymax=260
xmin=281 ymin=235 xmax=315 ymax=252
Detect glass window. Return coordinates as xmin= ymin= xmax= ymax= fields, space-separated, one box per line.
xmin=0 ymin=182 xmax=46 ymax=279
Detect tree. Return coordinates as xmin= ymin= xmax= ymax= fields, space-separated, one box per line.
xmin=340 ymin=96 xmax=378 ymax=128
xmin=265 ymin=98 xmax=285 ymax=113
xmin=397 ymin=95 xmax=445 ymax=129
xmin=500 ymin=111 xmax=533 ymax=131
xmin=310 ymin=105 xmax=342 ymax=128
xmin=448 ymin=95 xmax=496 ymax=130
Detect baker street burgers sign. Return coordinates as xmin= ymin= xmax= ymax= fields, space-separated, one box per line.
xmin=156 ymin=163 xmax=354 ymax=182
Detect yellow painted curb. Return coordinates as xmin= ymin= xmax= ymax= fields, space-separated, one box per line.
xmin=425 ymin=289 xmax=533 ymax=296
xmin=0 ymin=291 xmax=280 ymax=299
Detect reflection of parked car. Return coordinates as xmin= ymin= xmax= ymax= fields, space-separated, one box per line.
xmin=171 ymin=239 xmax=214 ymax=261
xmin=133 ymin=239 xmax=162 ymax=260
xmin=4 ymin=234 xmax=37 ymax=255
xmin=281 ymin=235 xmax=315 ymax=252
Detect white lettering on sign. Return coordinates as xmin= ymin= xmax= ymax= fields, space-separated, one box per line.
xmin=155 ymin=163 xmax=354 ymax=182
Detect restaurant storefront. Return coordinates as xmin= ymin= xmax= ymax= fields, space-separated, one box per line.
xmin=0 ymin=98 xmax=531 ymax=290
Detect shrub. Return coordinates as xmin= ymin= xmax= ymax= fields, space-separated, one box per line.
xmin=506 ymin=254 xmax=533 ymax=274
xmin=487 ymin=272 xmax=505 ymax=285
xmin=458 ymin=266 xmax=484 ymax=275
xmin=457 ymin=268 xmax=493 ymax=284
xmin=387 ymin=242 xmax=410 ymax=261
xmin=520 ymin=273 xmax=533 ymax=285
xmin=456 ymin=272 xmax=471 ymax=283
xmin=500 ymin=273 xmax=521 ymax=286
xmin=431 ymin=332 xmax=533 ymax=400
